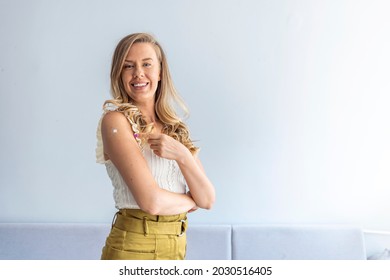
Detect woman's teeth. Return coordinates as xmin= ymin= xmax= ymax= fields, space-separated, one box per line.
xmin=133 ymin=83 xmax=148 ymax=88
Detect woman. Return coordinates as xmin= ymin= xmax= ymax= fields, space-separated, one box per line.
xmin=96 ymin=33 xmax=215 ymax=260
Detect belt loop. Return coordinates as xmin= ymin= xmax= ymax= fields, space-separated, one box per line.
xmin=143 ymin=217 xmax=149 ymax=236
xmin=178 ymin=220 xmax=187 ymax=237
xmin=111 ymin=212 xmax=119 ymax=229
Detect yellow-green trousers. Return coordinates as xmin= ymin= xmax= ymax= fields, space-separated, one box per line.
xmin=101 ymin=209 xmax=187 ymax=260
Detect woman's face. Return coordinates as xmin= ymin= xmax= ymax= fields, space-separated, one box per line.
xmin=121 ymin=43 xmax=161 ymax=105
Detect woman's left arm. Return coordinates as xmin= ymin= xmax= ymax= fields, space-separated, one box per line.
xmin=176 ymin=152 xmax=215 ymax=209
xmin=146 ymin=133 xmax=216 ymax=209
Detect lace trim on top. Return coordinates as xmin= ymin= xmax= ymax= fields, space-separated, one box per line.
xmin=95 ymin=113 xmax=107 ymax=164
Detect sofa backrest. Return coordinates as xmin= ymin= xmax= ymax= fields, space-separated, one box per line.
xmin=0 ymin=223 xmax=366 ymax=260
xmin=0 ymin=223 xmax=110 ymax=260
xmin=232 ymin=225 xmax=367 ymax=260
xmin=0 ymin=223 xmax=232 ymax=260
xmin=185 ymin=225 xmax=231 ymax=260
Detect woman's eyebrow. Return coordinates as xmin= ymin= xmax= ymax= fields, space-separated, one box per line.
xmin=124 ymin=58 xmax=154 ymax=63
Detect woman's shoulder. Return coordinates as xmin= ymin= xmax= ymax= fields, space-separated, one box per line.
xmin=100 ymin=111 xmax=132 ymax=134
xmin=102 ymin=111 xmax=127 ymax=125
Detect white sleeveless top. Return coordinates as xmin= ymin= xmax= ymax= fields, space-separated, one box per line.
xmin=95 ymin=113 xmax=187 ymax=209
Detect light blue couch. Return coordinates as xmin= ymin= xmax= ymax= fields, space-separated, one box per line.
xmin=0 ymin=223 xmax=366 ymax=260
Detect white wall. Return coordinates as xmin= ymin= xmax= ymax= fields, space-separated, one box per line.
xmin=1 ymin=0 xmax=389 ymax=232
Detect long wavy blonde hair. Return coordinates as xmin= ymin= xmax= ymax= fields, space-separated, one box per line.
xmin=104 ymin=33 xmax=198 ymax=154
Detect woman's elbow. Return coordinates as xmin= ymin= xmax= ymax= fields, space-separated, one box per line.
xmin=199 ymin=196 xmax=215 ymax=210
xmin=202 ymin=203 xmax=213 ymax=210
xmin=139 ymin=203 xmax=160 ymax=216
xmin=137 ymin=196 xmax=161 ymax=215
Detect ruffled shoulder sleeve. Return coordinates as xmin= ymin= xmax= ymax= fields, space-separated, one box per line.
xmin=95 ymin=112 xmax=107 ymax=164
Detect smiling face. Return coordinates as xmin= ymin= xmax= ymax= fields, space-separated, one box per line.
xmin=121 ymin=42 xmax=161 ymax=106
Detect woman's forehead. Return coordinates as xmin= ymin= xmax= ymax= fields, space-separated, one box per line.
xmin=125 ymin=43 xmax=158 ymax=61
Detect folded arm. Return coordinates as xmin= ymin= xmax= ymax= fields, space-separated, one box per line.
xmin=147 ymin=133 xmax=216 ymax=209
xmin=101 ymin=112 xmax=196 ymax=215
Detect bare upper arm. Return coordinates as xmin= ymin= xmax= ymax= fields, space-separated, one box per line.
xmin=101 ymin=111 xmax=159 ymax=208
xmin=101 ymin=111 xmax=137 ymax=159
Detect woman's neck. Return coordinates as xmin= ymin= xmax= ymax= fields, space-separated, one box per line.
xmin=136 ymin=102 xmax=158 ymax=125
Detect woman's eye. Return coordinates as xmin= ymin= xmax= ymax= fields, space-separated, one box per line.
xmin=143 ymin=63 xmax=152 ymax=67
xmin=124 ymin=64 xmax=134 ymax=69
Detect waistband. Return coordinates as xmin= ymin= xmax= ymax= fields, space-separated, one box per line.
xmin=112 ymin=209 xmax=187 ymax=236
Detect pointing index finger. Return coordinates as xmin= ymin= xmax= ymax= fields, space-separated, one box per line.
xmin=138 ymin=132 xmax=159 ymax=140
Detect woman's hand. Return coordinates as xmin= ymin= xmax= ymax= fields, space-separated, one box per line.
xmin=186 ymin=191 xmax=199 ymax=213
xmin=187 ymin=205 xmax=199 ymax=213
xmin=142 ymin=133 xmax=191 ymax=161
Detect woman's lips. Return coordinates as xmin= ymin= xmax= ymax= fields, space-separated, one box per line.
xmin=131 ymin=82 xmax=149 ymax=90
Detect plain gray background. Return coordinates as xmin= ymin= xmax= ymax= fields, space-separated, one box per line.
xmin=1 ymin=0 xmax=389 ymax=231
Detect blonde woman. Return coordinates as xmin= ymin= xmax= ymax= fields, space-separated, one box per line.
xmin=96 ymin=33 xmax=215 ymax=260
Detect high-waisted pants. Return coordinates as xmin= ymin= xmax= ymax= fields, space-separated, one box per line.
xmin=101 ymin=209 xmax=187 ymax=260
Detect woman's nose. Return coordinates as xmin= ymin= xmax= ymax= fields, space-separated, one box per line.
xmin=133 ymin=66 xmax=144 ymax=78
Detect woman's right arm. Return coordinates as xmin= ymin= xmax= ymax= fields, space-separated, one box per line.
xmin=101 ymin=111 xmax=196 ymax=215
